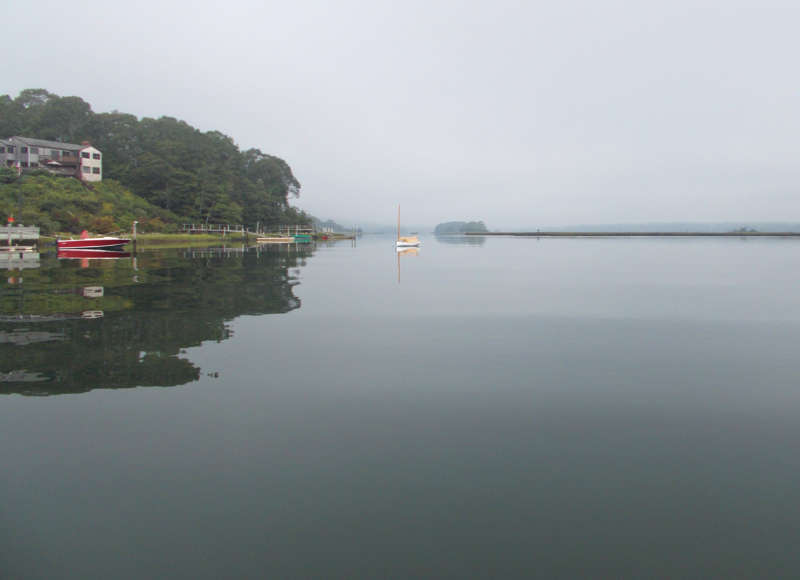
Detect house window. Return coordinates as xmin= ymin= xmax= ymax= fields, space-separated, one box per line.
xmin=30 ymin=162 xmax=38 ymax=167
xmin=92 ymin=153 xmax=101 ymax=160
xmin=62 ymin=151 xmax=72 ymax=158
xmin=92 ymin=167 xmax=100 ymax=174
xmin=81 ymin=152 xmax=90 ymax=159
xmin=21 ymin=147 xmax=28 ymax=153
xmin=30 ymin=147 xmax=39 ymax=154
xmin=7 ymin=146 xmax=13 ymax=153
xmin=0 ymin=147 xmax=4 ymax=153
xmin=21 ymin=161 xmax=28 ymax=167
xmin=82 ymin=166 xmax=90 ymax=173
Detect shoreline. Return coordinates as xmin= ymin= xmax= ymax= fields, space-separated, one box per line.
xmin=465 ymin=231 xmax=800 ymax=237
xmin=38 ymin=231 xmax=355 ymax=249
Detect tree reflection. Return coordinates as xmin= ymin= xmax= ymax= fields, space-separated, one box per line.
xmin=434 ymin=234 xmax=486 ymax=246
xmin=0 ymin=245 xmax=312 ymax=395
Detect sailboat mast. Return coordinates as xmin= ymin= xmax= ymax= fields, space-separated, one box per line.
xmin=397 ymin=205 xmax=400 ymax=241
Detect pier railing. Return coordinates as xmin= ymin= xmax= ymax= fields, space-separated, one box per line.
xmin=274 ymin=225 xmax=314 ymax=236
xmin=182 ymin=224 xmax=247 ymax=234
xmin=0 ymin=225 xmax=40 ymax=242
xmin=181 ymin=223 xmax=317 ymax=236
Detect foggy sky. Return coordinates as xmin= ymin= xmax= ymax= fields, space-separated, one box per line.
xmin=4 ymin=0 xmax=800 ymax=229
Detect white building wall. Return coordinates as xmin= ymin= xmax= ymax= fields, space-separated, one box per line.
xmin=79 ymin=145 xmax=102 ymax=182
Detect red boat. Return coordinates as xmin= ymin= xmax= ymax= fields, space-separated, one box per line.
xmin=57 ymin=237 xmax=130 ymax=250
xmin=57 ymin=249 xmax=131 ymax=259
xmin=57 ymin=230 xmax=130 ymax=250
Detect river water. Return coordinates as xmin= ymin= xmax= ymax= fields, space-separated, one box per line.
xmin=3 ymin=235 xmax=800 ymax=578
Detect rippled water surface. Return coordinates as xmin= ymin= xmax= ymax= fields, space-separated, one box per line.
xmin=3 ymin=236 xmax=800 ymax=578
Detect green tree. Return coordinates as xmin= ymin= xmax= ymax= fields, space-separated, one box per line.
xmin=0 ymin=167 xmax=18 ymax=184
xmin=1 ymin=89 xmax=310 ymax=229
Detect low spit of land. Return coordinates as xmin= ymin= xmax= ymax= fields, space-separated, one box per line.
xmin=466 ymin=231 xmax=800 ymax=237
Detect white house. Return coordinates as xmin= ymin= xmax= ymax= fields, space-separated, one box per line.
xmin=0 ymin=136 xmax=102 ymax=182
xmin=78 ymin=143 xmax=102 ymax=182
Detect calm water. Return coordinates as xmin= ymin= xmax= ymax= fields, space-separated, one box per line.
xmin=3 ymin=236 xmax=800 ymax=578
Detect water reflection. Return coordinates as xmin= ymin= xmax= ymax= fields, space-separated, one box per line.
xmin=57 ymin=249 xmax=132 ymax=260
xmin=434 ymin=234 xmax=485 ymax=246
xmin=396 ymin=246 xmax=418 ymax=284
xmin=0 ymin=249 xmax=40 ymax=270
xmin=0 ymin=244 xmax=313 ymax=396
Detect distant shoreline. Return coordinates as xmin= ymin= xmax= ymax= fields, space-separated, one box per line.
xmin=465 ymin=232 xmax=800 ymax=237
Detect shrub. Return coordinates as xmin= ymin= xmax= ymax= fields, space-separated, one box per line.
xmin=90 ymin=215 xmax=117 ymax=233
xmin=144 ymin=217 xmax=166 ymax=232
xmin=0 ymin=167 xmax=18 ymax=184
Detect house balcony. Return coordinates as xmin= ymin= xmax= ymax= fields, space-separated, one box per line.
xmin=39 ymin=156 xmax=79 ymax=167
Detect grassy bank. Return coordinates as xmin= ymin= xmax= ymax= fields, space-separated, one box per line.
xmin=39 ymin=231 xmax=357 ymax=249
xmin=41 ymin=232 xmax=261 ymax=249
xmin=132 ymin=233 xmax=259 ymax=248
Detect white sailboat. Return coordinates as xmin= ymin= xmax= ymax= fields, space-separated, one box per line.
xmin=396 ymin=205 xmax=420 ymax=248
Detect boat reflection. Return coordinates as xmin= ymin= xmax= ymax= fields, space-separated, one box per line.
xmin=80 ymin=310 xmax=104 ymax=319
xmin=57 ymin=249 xmax=131 ymax=260
xmin=396 ymin=246 xmax=419 ymax=284
xmin=82 ymin=286 xmax=104 ymax=298
xmin=0 ymin=370 xmax=50 ymax=384
xmin=0 ymin=329 xmax=66 ymax=346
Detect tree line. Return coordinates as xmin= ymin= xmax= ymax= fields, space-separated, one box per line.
xmin=0 ymin=89 xmax=310 ymax=230
xmin=434 ymin=221 xmax=489 ymax=235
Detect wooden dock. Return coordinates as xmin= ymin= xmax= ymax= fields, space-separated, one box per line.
xmin=182 ymin=223 xmax=316 ymax=240
xmin=1 ymin=225 xmax=40 ymax=243
xmin=256 ymin=237 xmax=294 ymax=244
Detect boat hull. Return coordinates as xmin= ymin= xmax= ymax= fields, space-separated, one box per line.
xmin=57 ymin=237 xmax=130 ymax=250
xmin=396 ymin=233 xmax=420 ymax=248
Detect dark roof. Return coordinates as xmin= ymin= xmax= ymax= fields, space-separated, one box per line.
xmin=9 ymin=136 xmax=86 ymax=151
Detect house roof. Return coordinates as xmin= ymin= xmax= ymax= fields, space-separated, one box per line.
xmin=9 ymin=136 xmax=87 ymax=151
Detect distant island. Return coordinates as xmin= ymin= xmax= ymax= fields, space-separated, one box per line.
xmin=434 ymin=221 xmax=488 ymax=235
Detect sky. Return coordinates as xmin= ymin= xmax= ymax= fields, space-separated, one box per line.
xmin=3 ymin=0 xmax=800 ymax=229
